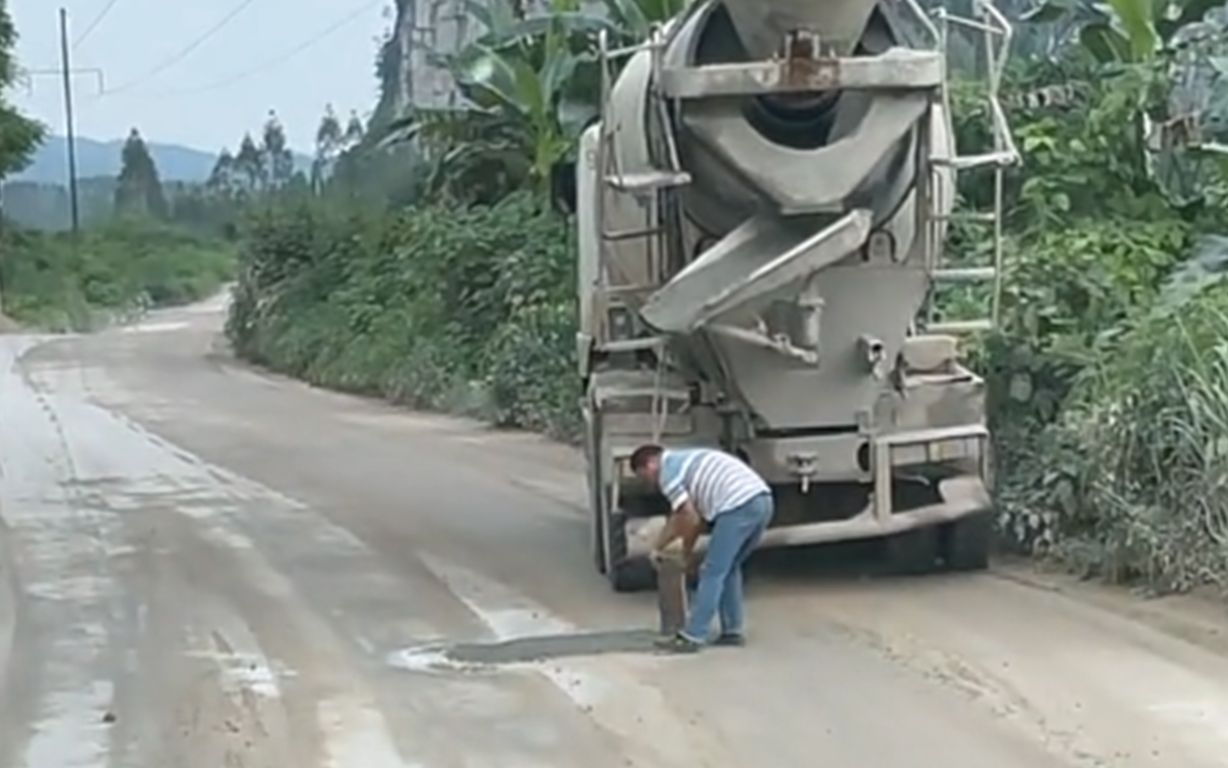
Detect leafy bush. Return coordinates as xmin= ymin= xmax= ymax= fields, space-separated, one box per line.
xmin=949 ymin=54 xmax=1228 ymax=593
xmin=1 ymin=219 xmax=234 ymax=331
xmin=227 ymin=191 xmax=582 ymax=439
xmin=986 ymin=217 xmax=1191 ymax=426
xmin=486 ymin=300 xmax=582 ymax=438
xmin=1002 ymin=277 xmax=1228 ymax=591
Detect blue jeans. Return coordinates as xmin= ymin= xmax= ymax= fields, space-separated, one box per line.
xmin=682 ymin=493 xmax=774 ymax=643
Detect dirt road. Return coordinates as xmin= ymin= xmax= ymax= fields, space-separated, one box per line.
xmin=2 ymin=296 xmax=1227 ymax=767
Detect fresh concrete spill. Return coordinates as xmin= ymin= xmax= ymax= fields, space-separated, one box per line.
xmin=389 ymin=629 xmax=660 ymax=673
xmin=405 ymin=556 xmax=735 ymax=766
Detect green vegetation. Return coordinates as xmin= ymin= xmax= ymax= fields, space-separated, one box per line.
xmin=223 ymin=0 xmax=1228 ymax=593
xmin=1 ymin=4 xmax=233 ymax=333
xmin=114 ymin=129 xmax=169 ymax=219
xmin=227 ymin=192 xmax=579 ymax=438
xmin=953 ymin=0 xmax=1228 ymax=591
xmin=0 ymin=221 xmax=234 ymax=331
xmin=0 ymin=0 xmax=43 ymax=179
xmin=0 ymin=126 xmax=234 ymax=332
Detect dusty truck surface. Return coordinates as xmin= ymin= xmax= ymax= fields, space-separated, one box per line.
xmin=575 ymin=0 xmax=1019 ymax=590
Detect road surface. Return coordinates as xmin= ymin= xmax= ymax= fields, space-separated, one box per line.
xmin=2 ymin=295 xmax=1228 ymax=768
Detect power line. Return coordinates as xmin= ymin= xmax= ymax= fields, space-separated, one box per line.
xmin=103 ymin=0 xmax=260 ymax=96
xmin=74 ymin=0 xmax=122 ymax=49
xmin=156 ymin=0 xmax=381 ymax=97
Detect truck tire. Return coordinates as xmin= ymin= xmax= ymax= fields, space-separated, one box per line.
xmin=606 ymin=509 xmax=656 ymax=592
xmin=583 ymin=405 xmax=608 ymax=574
xmin=885 ymin=527 xmax=941 ymax=575
xmin=942 ymin=509 xmax=992 ymax=571
xmin=590 ymin=480 xmax=608 ymax=574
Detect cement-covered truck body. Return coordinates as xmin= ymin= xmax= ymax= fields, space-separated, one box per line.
xmin=574 ymin=0 xmax=1019 ymax=590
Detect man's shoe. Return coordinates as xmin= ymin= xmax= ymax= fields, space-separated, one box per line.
xmin=713 ymin=633 xmax=746 ymax=647
xmin=654 ymin=633 xmax=702 ymax=654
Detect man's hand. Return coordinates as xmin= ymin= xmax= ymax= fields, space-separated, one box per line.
xmin=651 ymin=502 xmax=703 ymax=575
xmin=655 ymin=501 xmax=701 ymax=551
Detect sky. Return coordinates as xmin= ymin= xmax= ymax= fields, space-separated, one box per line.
xmin=7 ymin=0 xmax=394 ymax=153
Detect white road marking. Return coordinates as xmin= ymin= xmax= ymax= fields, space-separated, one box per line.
xmin=0 ymin=536 xmax=16 ymax=704
xmin=318 ymin=696 xmax=424 ymax=768
xmin=21 ymin=681 xmax=114 ymax=768
xmin=386 ymin=646 xmax=461 ymax=674
xmin=184 ymin=650 xmax=290 ymax=699
xmin=121 ymin=321 xmax=189 ymax=334
xmin=1148 ymin=699 xmax=1228 ymax=748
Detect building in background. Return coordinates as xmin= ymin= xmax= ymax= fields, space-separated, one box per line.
xmin=383 ymin=0 xmax=559 ymax=116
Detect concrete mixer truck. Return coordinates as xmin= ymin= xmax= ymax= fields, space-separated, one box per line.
xmin=572 ymin=0 xmax=1019 ymax=590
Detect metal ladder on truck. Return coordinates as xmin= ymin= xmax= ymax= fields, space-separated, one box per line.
xmin=592 ymin=24 xmax=694 ymax=447
xmin=921 ymin=0 xmax=1020 ymax=335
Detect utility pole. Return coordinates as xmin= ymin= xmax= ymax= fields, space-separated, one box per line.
xmin=59 ymin=8 xmax=80 ymax=235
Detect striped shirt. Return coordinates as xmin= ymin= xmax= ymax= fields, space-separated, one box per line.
xmin=660 ymin=448 xmax=770 ymax=522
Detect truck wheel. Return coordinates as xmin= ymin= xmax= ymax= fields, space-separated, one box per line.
xmin=885 ymin=527 xmax=940 ymax=575
xmin=591 ymin=482 xmax=608 ymax=574
xmin=583 ymin=409 xmax=607 ymax=574
xmin=609 ymin=558 xmax=656 ymax=593
xmin=942 ymin=510 xmax=992 ymax=571
xmin=605 ymin=510 xmax=656 ymax=592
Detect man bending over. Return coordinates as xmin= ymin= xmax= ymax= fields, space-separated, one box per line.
xmin=630 ymin=444 xmax=775 ymax=653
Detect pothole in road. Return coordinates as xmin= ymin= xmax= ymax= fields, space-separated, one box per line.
xmin=387 ymin=629 xmax=660 ymax=674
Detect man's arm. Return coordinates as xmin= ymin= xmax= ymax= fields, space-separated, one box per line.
xmin=678 ymin=501 xmax=703 ymax=562
xmin=655 ymin=499 xmax=701 ymax=553
xmin=654 ymin=452 xmax=702 ymax=556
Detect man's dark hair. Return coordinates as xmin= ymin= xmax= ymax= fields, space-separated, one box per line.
xmin=629 ymin=444 xmax=664 ymax=471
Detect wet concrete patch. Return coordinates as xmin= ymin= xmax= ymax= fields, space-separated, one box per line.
xmin=389 ymin=629 xmax=660 ymax=674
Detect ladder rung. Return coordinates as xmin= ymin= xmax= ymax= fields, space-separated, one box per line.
xmin=600 ymin=337 xmax=667 ymax=353
xmin=605 ymin=171 xmax=692 ymax=193
xmin=931 ymin=151 xmax=1016 ymax=170
xmin=603 ymin=284 xmax=657 ymax=296
xmin=597 ymin=387 xmax=691 ymax=403
xmin=934 ymin=267 xmax=996 ymax=282
xmin=602 ymin=227 xmax=665 ymax=242
xmin=926 ymin=319 xmax=994 ymax=334
xmin=931 ymin=212 xmax=997 ymax=223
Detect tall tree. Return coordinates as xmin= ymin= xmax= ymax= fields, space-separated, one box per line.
xmin=114 ymin=129 xmax=168 ymax=219
xmin=234 ymin=133 xmax=264 ymax=193
xmin=0 ymin=0 xmax=45 ymax=180
xmin=312 ymin=105 xmax=343 ymax=193
xmin=208 ymin=148 xmax=237 ymax=196
xmin=343 ymin=111 xmax=366 ymax=149
xmin=261 ymin=111 xmax=294 ymax=189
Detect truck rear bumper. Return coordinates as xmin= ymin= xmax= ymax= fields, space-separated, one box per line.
xmin=623 ymin=475 xmax=990 ymax=559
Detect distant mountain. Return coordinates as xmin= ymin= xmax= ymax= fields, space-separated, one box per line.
xmin=13 ymin=135 xmax=311 ymax=185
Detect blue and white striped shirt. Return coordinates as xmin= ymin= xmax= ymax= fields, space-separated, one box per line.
xmin=660 ymin=448 xmax=770 ymax=521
